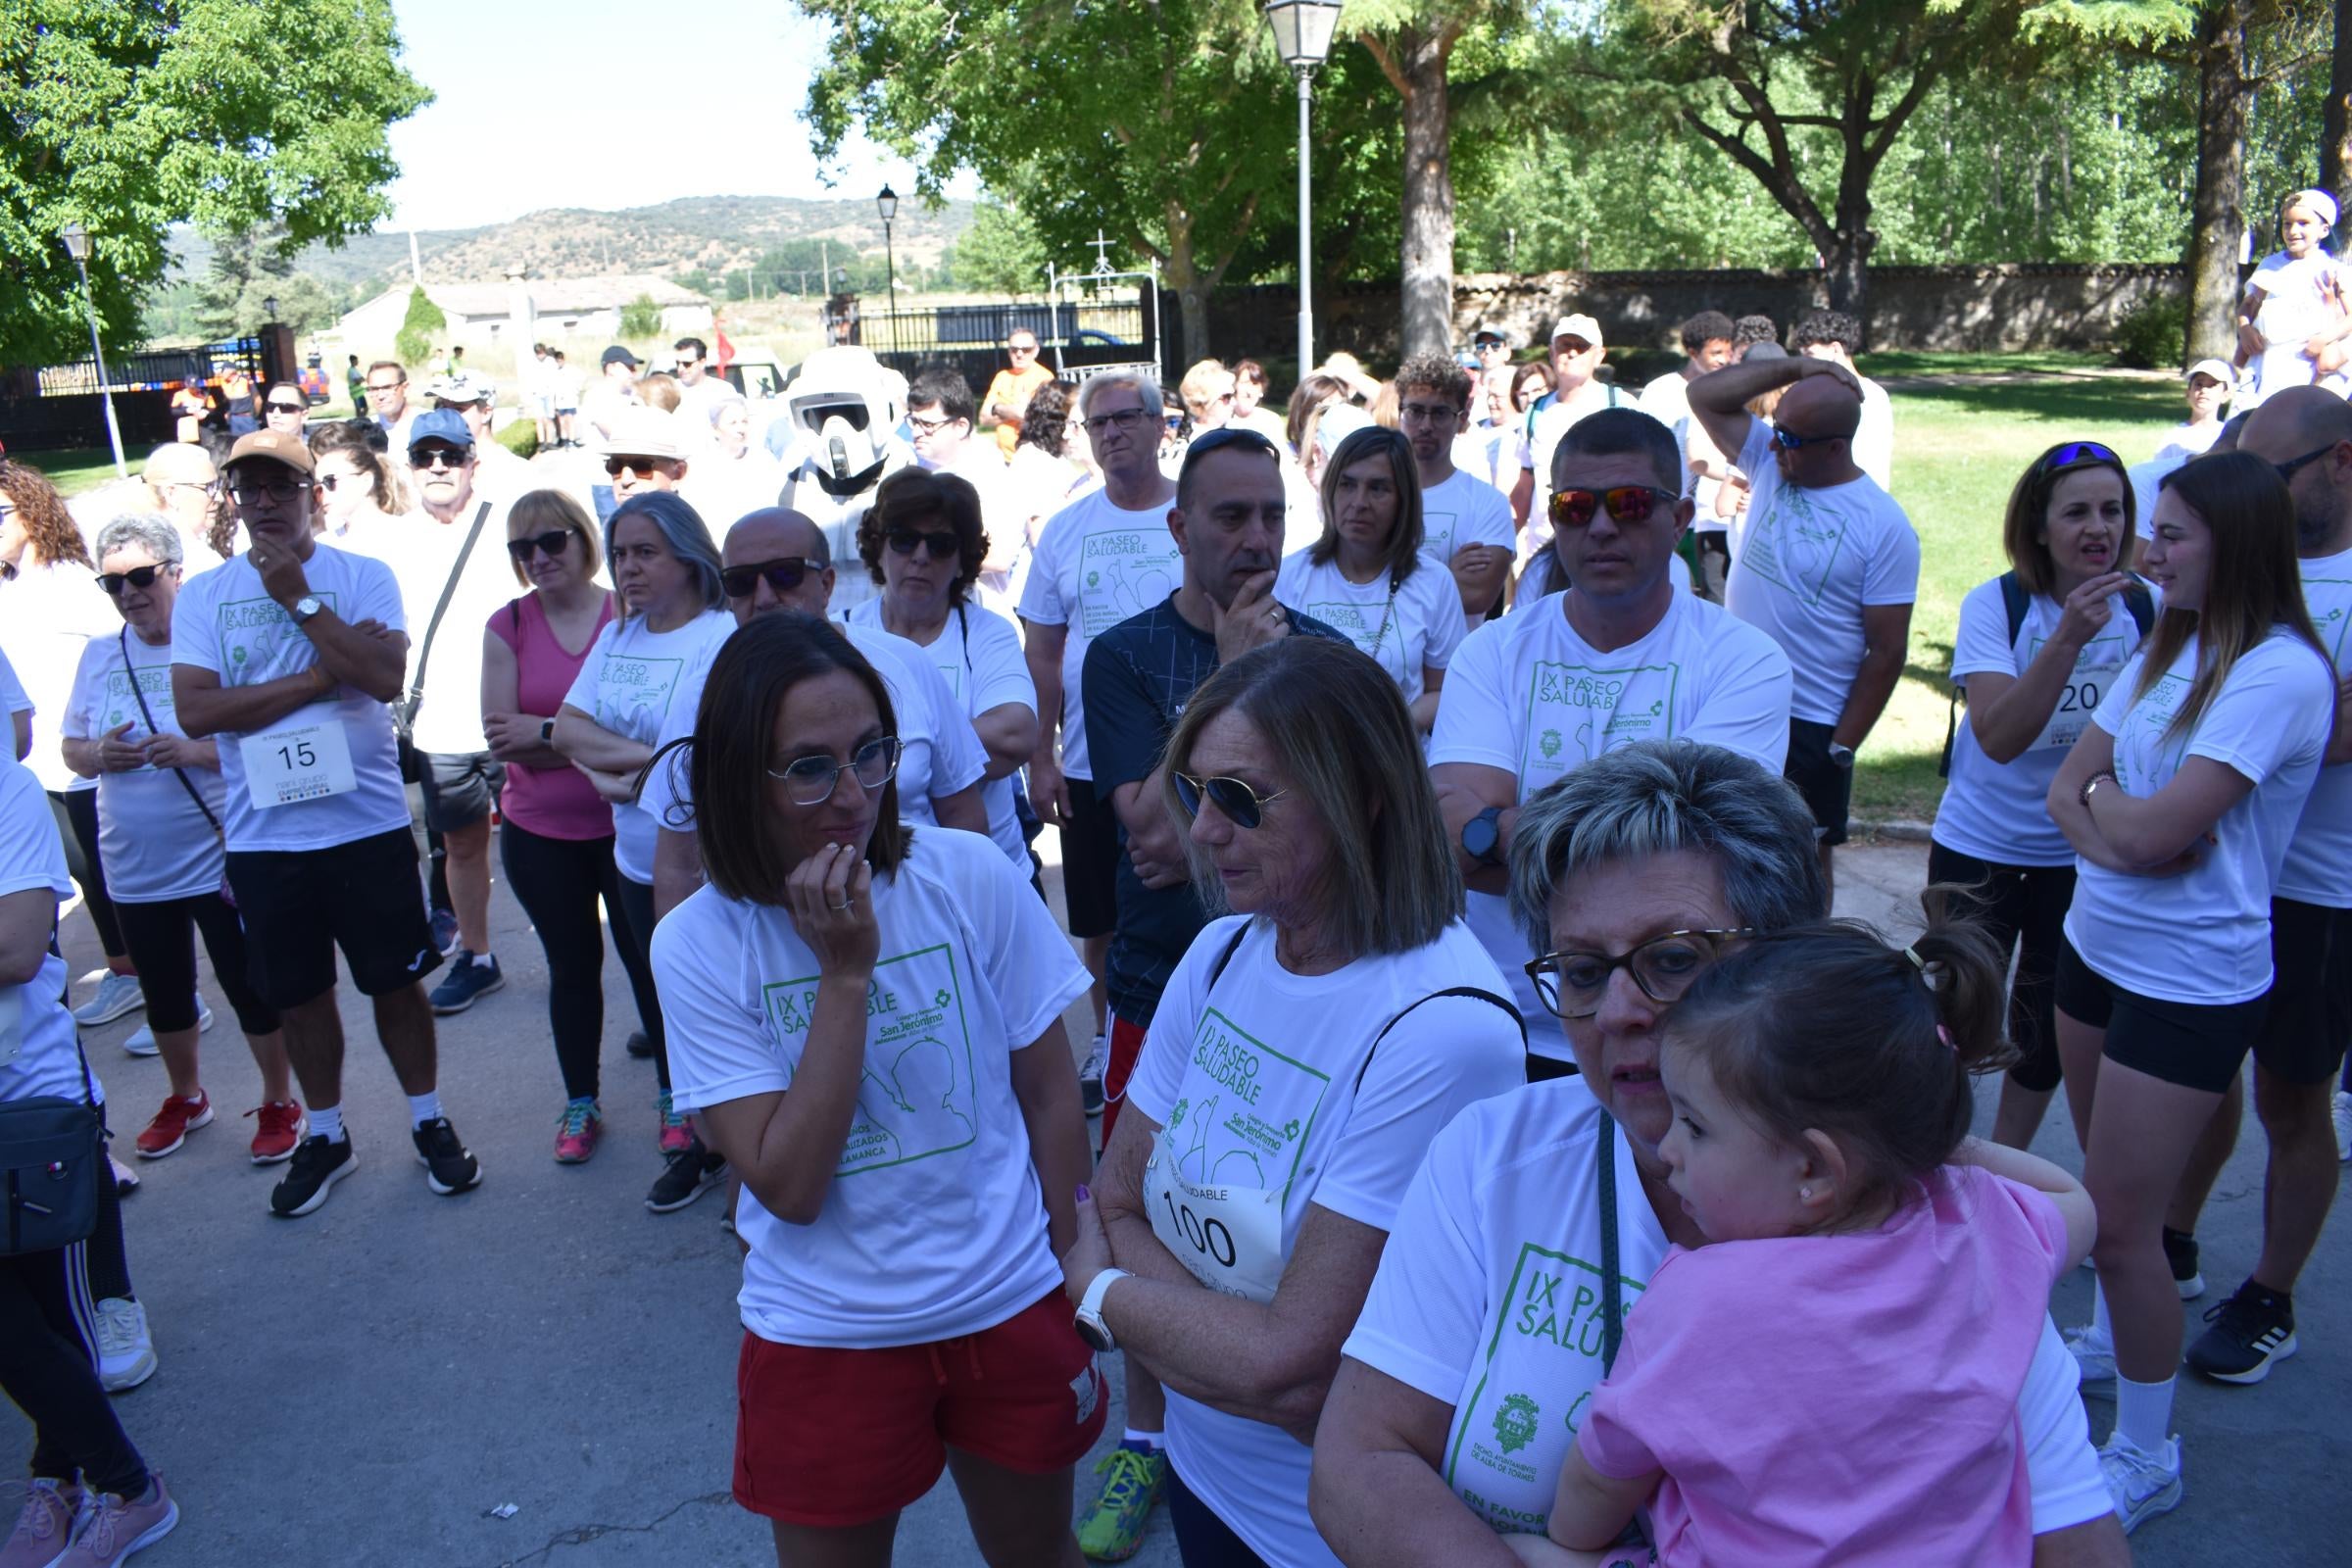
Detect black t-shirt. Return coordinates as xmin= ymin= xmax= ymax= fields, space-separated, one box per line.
xmin=1080 ymin=593 xmax=1349 ymax=1027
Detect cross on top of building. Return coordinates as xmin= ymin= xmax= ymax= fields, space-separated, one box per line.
xmin=1089 ymin=230 xmax=1117 ymax=275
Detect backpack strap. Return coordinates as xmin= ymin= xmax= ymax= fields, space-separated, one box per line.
xmin=2121 ymin=578 xmax=2157 ymax=638
xmin=1942 ymin=571 xmax=2033 ymax=779
xmin=1998 ymin=569 xmax=2031 ymax=647
xmin=1354 ymin=987 xmax=1526 ymax=1093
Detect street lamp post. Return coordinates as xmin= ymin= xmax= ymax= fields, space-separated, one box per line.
xmin=876 ymin=185 xmax=900 ymax=351
xmin=1263 ymin=0 xmax=1345 ymax=378
xmin=58 ymin=222 xmax=127 ymax=478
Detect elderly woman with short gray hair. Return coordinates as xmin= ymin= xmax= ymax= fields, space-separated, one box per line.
xmin=1308 ymin=738 xmax=2129 ymax=1568
xmin=1057 ymin=636 xmax=1526 ymax=1568
xmin=60 ymin=514 xmax=300 ymax=1163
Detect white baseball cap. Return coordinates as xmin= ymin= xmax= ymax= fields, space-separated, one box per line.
xmin=2185 ymin=359 xmax=2234 ymax=387
xmin=1549 ymin=314 xmax=1603 ymax=349
xmin=597 ymin=407 xmax=689 ymax=461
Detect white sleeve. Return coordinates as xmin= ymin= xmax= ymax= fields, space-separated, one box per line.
xmin=1418 ymin=566 xmax=1468 ymax=672
xmin=2186 ymin=639 xmax=2334 ymax=783
xmin=1861 ymin=507 xmax=1922 ymax=607
xmin=1737 ymin=416 xmax=1778 ymax=480
xmin=913 ymin=656 xmax=988 ymax=799
xmin=1337 ymin=1109 xmax=1494 ymax=1401
xmin=1685 ymin=632 xmax=1793 ymax=771
xmin=561 ymin=622 xmax=620 ymax=714
xmin=1854 ymin=388 xmax=1895 ymax=493
xmin=1463 ymin=484 xmax=1515 ymax=551
xmin=170 ymin=573 xmax=224 ymax=676
xmin=1122 ymin=917 xmax=1242 ymax=1125
xmin=955 ymin=839 xmax=1091 ymax=1048
xmin=1017 ymin=516 xmax=1070 ymax=627
xmin=60 ymin=641 xmax=108 ymax=743
xmin=1949 ymin=578 xmax=2019 ymax=683
xmin=965 ymin=609 xmax=1037 ymax=717
xmin=0 ymin=649 xmax=27 ymax=714
xmin=355 ymin=553 xmax=409 ymax=633
xmin=1313 ymin=995 xmax=1523 ymax=1233
xmin=2089 ymin=651 xmax=2148 ymax=738
xmin=1426 ymin=619 xmax=1515 ymax=772
xmin=651 ymin=896 xmax=789 ymax=1113
xmin=2019 ymin=1316 xmax=2116 ymax=1535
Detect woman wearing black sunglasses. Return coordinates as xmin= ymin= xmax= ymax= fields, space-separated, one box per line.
xmin=1059 ymin=636 xmax=1525 ymax=1568
xmin=479 ymin=490 xmax=624 ymax=1165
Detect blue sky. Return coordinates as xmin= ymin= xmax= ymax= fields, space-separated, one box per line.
xmin=379 ymin=0 xmax=978 ymax=231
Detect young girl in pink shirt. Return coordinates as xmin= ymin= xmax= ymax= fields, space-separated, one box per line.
xmin=1508 ymin=905 xmax=2097 ymax=1568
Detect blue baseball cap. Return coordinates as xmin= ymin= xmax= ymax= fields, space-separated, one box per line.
xmin=406 ymin=408 xmax=475 ymax=458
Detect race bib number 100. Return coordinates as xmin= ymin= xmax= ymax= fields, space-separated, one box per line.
xmin=239 ymin=722 xmax=357 ymax=809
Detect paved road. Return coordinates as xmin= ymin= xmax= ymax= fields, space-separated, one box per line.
xmin=6 ymin=837 xmax=2343 ymax=1564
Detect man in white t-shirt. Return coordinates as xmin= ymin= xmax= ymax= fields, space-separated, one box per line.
xmin=1691 ymin=354 xmax=1921 ymax=898
xmin=580 ymin=346 xmax=642 ymax=444
xmin=1396 ymin=353 xmax=1515 ymax=623
xmin=365 ymin=361 xmax=421 ymax=461
xmin=426 ymin=372 xmax=531 ymax=502
xmin=171 ymin=429 xmax=481 ymax=1218
xmin=1789 ymin=310 xmax=1894 ymax=491
xmin=1636 ymin=309 xmax=1736 ymax=431
xmin=1431 ymin=407 xmax=1793 ymax=1039
xmin=668 ymin=336 xmax=732 ymax=428
xmin=1512 ymin=314 xmax=1638 ymax=552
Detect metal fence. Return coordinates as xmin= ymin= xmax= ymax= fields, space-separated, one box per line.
xmin=850 ymin=283 xmax=1160 ymax=389
xmin=29 ymin=337 xmax=266 ymax=398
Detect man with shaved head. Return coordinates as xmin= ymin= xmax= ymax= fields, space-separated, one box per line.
xmin=2158 ymin=386 xmax=2352 ymax=1387
xmin=1690 ymin=353 xmax=1920 ymax=895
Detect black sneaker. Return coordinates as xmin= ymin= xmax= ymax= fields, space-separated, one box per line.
xmin=647 ymin=1142 xmax=727 ymax=1213
xmin=270 ymin=1134 xmax=357 ymax=1217
xmin=626 ymin=1030 xmax=654 ymax=1059
xmin=2185 ymin=1281 xmax=2297 ymax=1384
xmin=1079 ymin=1032 xmax=1107 ymax=1117
xmin=412 ymin=1117 xmax=483 ymax=1196
xmin=2163 ymin=1226 xmax=2205 ymax=1300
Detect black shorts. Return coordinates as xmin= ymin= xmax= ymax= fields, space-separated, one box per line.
xmin=1060 ymin=775 xmax=1119 ymax=941
xmin=1783 ymin=717 xmax=1853 ymax=848
xmin=225 ymin=828 xmax=444 ymax=1009
xmin=419 ymin=750 xmax=505 ymax=834
xmin=2055 ymin=935 xmax=2269 ymax=1095
xmin=2251 ymin=898 xmax=2352 ymax=1085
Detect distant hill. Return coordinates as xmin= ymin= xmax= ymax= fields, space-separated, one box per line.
xmin=166 ymin=194 xmax=975 ymax=297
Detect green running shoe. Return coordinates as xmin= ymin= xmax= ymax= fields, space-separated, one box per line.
xmin=1076 ymin=1442 xmax=1166 ymax=1561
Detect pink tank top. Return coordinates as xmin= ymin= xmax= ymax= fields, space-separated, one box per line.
xmin=489 ymin=592 xmax=616 ymax=841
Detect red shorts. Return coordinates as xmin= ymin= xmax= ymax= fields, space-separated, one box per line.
xmin=733 ymin=1290 xmax=1107 ymax=1527
xmin=1100 ymin=1014 xmax=1150 ymax=1144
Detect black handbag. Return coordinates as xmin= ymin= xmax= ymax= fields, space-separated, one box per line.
xmin=0 ymin=1032 xmax=104 ymax=1257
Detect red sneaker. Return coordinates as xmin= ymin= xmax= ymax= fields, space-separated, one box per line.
xmin=135 ymin=1093 xmax=213 ymax=1158
xmin=554 ymin=1100 xmax=603 ymax=1164
xmin=245 ymin=1101 xmax=309 ymax=1164
xmin=657 ymin=1089 xmax=694 ymax=1155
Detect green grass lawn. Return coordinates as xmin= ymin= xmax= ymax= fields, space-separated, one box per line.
xmin=27 ymin=448 xmax=125 ymax=500
xmin=1856 ymin=369 xmax=2186 ymax=825
xmin=1861 ymin=349 xmax=2117 ymax=380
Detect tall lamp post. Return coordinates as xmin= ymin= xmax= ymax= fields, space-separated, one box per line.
xmin=1263 ymin=0 xmax=1344 ymax=378
xmin=58 ymin=223 xmax=127 ymax=478
xmin=876 ymin=184 xmax=900 ymax=355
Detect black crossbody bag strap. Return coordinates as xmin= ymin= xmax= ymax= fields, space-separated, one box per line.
xmin=402 ymin=501 xmax=494 ymax=725
xmin=119 ymin=628 xmax=221 ymax=836
xmin=1596 ymin=1109 xmax=1624 ymax=1374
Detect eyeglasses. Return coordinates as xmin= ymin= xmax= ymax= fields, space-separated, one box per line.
xmin=97 ymin=564 xmax=174 ymax=596
xmin=226 ymin=477 xmax=312 ymax=506
xmin=1082 ymin=407 xmax=1152 ymax=435
xmin=1770 ymin=425 xmax=1846 ymax=452
xmin=886 ymin=528 xmax=960 ymax=560
xmin=506 ymin=529 xmax=578 ymax=564
xmin=1008 ymin=343 xmax=1037 ymax=356
xmin=317 ymin=473 xmax=353 ymax=493
xmin=1548 ymin=485 xmax=1679 ymax=529
xmin=410 ymin=445 xmax=470 ymax=471
xmin=266 ymin=400 xmax=306 ymax=414
xmin=1171 ymin=771 xmax=1291 ymax=831
xmin=366 ymin=380 xmax=404 ymax=394
xmin=1524 ymin=929 xmax=1754 ymax=1019
xmin=720 ymin=557 xmax=826 ymax=599
xmin=1398 ymin=401 xmax=1461 ymax=425
xmin=767 ymin=736 xmax=902 ymax=806
xmin=2038 ymin=440 xmax=2121 ymax=473
xmin=604 ymin=455 xmax=674 ymax=477
xmin=2274 ymin=444 xmax=2338 ymax=483
xmin=907 ymin=414 xmax=956 ymax=436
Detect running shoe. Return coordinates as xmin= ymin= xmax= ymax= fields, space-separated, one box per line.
xmin=1080 ymin=1032 xmax=1108 ymax=1116
xmin=53 ymin=1473 xmax=177 ymax=1568
xmin=428 ymin=951 xmax=505 ymax=1014
xmin=108 ymin=1155 xmax=138 ymax=1197
xmin=2333 ymin=1089 xmax=2351 ymax=1164
xmin=657 ymin=1088 xmax=694 ymax=1155
xmin=626 ymin=1029 xmax=654 ymax=1059
xmin=1 ymin=1478 xmax=81 ymax=1568
xmin=555 ymin=1099 xmax=604 ymax=1164
xmin=74 ymin=973 xmax=145 ymax=1028
xmin=133 ymin=1093 xmax=212 ymax=1159
xmin=121 ymin=997 xmax=210 ymax=1058
xmin=429 ymin=906 xmax=461 ymax=957
xmin=2096 ymin=1434 xmax=2181 ymax=1534
xmin=95 ymin=1298 xmax=156 ymax=1393
xmin=1077 ymin=1441 xmax=1166 ymax=1562
xmin=2185 ymin=1281 xmax=2297 ymax=1384
xmin=2063 ymin=1324 xmax=2116 ymax=1388
xmin=245 ymin=1101 xmax=307 ymax=1164
xmin=269 ymin=1134 xmax=356 ymax=1217
xmin=412 ymin=1116 xmax=483 ymax=1196
xmin=646 ymin=1142 xmax=727 ymax=1212
xmin=2162 ymin=1226 xmax=2204 ymax=1300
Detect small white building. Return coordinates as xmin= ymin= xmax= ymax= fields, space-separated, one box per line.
xmin=332 ymin=273 xmax=713 ymax=352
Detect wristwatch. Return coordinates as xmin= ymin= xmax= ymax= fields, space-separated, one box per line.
xmin=1074 ymin=1267 xmax=1130 ymax=1353
xmin=289 ymin=595 xmax=323 ymax=625
xmin=539 ymin=718 xmax=557 ymax=745
xmin=1461 ymin=806 xmax=1505 ymax=866
xmin=1826 ymin=741 xmax=1856 ymax=770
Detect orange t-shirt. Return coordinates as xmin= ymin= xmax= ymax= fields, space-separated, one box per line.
xmin=983 ymin=362 xmax=1054 ymax=457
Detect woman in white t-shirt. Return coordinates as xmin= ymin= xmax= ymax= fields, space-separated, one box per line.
xmin=2047 ymin=451 xmax=2334 ymax=1530
xmin=62 ymin=515 xmax=301 ymax=1166
xmin=845 ymin=469 xmax=1039 ymax=874
xmin=993 ymin=379 xmax=1090 ymax=610
xmin=1059 ymin=637 xmax=1525 ymax=1568
xmin=1934 ymin=441 xmax=2155 ymax=1153
xmin=679 ymin=394 xmax=784 ymax=537
xmin=1275 ymin=427 xmax=1465 ymax=734
xmin=552 ymin=492 xmax=735 ymax=1210
xmin=306 ymin=419 xmax=410 ymax=547
xmin=651 ymin=612 xmax=1102 ymax=1563
xmin=2236 ymin=190 xmax=2352 ymax=407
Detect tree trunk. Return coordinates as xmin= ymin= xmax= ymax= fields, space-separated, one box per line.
xmin=2185 ymin=1 xmax=2254 ymax=367
xmin=1397 ymin=24 xmax=1458 ymax=360
xmin=2325 ymin=0 xmax=2352 ymax=214
xmin=1825 ymin=102 xmax=1879 ymax=331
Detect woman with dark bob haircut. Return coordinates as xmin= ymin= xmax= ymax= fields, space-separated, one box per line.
xmin=650 ymin=610 xmax=1104 ymax=1565
xmin=855 ymin=466 xmax=988 ymax=604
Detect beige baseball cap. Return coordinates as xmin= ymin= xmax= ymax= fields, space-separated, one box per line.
xmin=222 ymin=428 xmax=315 ymax=474
xmin=597 ymin=407 xmax=689 ymax=461
xmin=1549 ymin=314 xmax=1603 ymax=349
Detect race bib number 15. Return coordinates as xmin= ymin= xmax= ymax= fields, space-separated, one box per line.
xmin=239 ymin=722 xmax=357 ymax=809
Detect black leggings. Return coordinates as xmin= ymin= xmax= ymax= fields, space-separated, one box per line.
xmin=610 ymin=873 xmax=668 ymax=1092
xmin=112 ymin=892 xmax=280 ymax=1036
xmin=48 ymin=790 xmax=125 ymax=961
xmin=0 ymin=1238 xmax=148 ymax=1496
xmin=1165 ymin=1464 xmax=1271 ymax=1568
xmin=1928 ymin=843 xmax=2076 ymax=1094
xmin=500 ymin=820 xmax=634 ymax=1102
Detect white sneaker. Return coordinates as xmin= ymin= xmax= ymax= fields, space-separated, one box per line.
xmin=109 ymin=1154 xmax=139 ymax=1195
xmin=73 ymin=973 xmax=145 ymax=1027
xmin=2333 ymin=1090 xmax=2351 ymax=1164
xmin=2097 ymin=1433 xmax=2181 ymax=1533
xmin=122 ymin=997 xmax=211 ymax=1057
xmin=2064 ymin=1325 xmax=2116 ymax=1388
xmin=1079 ymin=1031 xmax=1108 ymax=1116
xmin=96 ymin=1298 xmax=158 ymax=1392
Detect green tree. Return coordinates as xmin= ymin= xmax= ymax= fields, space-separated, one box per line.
xmin=1 ymin=0 xmax=430 ymax=364
xmin=947 ymin=203 xmax=1050 ymax=298
xmin=394 ymin=285 xmax=445 ymax=367
xmin=618 ymin=294 xmax=663 ymax=337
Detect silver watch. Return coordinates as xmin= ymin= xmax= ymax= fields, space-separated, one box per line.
xmin=289 ymin=595 xmax=324 ymax=624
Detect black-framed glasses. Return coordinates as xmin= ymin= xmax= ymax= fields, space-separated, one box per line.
xmin=1082 ymin=407 xmax=1152 ymax=435
xmin=410 ymin=444 xmax=470 ymax=471
xmin=886 ymin=528 xmax=960 ymax=559
xmin=604 ymin=455 xmax=672 ymax=477
xmin=907 ymin=413 xmax=956 ymax=436
xmin=767 ymin=736 xmax=902 ymax=806
xmin=2274 ymin=444 xmax=2338 ymax=483
xmin=720 ymin=557 xmax=825 ymax=599
xmin=1171 ymin=771 xmax=1291 ymax=831
xmin=226 ymin=477 xmax=311 ymax=506
xmin=506 ymin=528 xmax=578 ymax=564
xmin=1398 ymin=401 xmax=1461 ymax=425
xmin=1548 ymin=485 xmax=1679 ymax=529
xmin=1770 ymin=424 xmax=1845 ymax=452
xmin=1523 ymin=929 xmax=1754 ymax=1019
xmin=97 ymin=564 xmax=175 ymax=596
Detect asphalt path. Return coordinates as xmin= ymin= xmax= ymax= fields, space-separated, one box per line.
xmin=6 ymin=836 xmax=2343 ymax=1565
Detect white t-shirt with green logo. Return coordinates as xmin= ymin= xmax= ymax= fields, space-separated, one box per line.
xmin=1017 ymin=488 xmax=1181 ymax=782
xmin=1125 ymin=913 xmax=1525 ymax=1568
xmin=2064 ymin=628 xmax=2333 ymax=1004
xmin=2278 ymin=548 xmax=2352 ymax=908
xmin=1429 ymin=590 xmax=1791 ymax=1031
xmin=1342 ymin=1077 xmax=2115 ymax=1544
xmin=561 ymin=608 xmax=737 ymax=883
xmin=1274 ymin=551 xmax=1465 ymax=708
xmin=1419 ymin=469 xmax=1516 ymax=576
xmin=654 ymin=828 xmax=1091 ymax=1348
xmin=64 ymin=631 xmax=228 ymax=903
